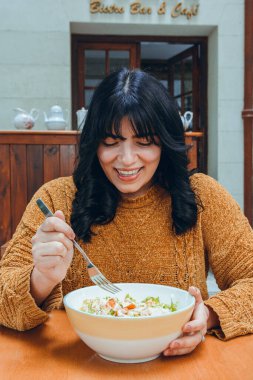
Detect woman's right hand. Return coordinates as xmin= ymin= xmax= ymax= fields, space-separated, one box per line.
xmin=30 ymin=210 xmax=75 ymax=305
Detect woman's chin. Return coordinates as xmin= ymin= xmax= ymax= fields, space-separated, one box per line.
xmin=116 ymin=182 xmax=152 ymax=198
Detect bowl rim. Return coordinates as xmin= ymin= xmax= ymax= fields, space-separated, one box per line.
xmin=63 ymin=283 xmax=195 ymax=320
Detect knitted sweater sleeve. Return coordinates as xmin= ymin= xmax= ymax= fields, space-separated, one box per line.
xmin=0 ymin=177 xmax=73 ymax=331
xmin=193 ymin=174 xmax=253 ymax=340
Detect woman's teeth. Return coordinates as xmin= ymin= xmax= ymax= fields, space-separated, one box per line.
xmin=117 ymin=169 xmax=140 ymax=177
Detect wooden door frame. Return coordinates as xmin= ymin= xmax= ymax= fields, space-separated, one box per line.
xmin=75 ymin=42 xmax=139 ymax=112
xmin=242 ymin=0 xmax=253 ymax=225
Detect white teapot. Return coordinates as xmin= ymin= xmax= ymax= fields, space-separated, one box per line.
xmin=44 ymin=105 xmax=69 ymax=130
xmin=76 ymin=107 xmax=88 ymax=130
xmin=13 ymin=108 xmax=39 ymax=130
xmin=180 ymin=111 xmax=193 ymax=131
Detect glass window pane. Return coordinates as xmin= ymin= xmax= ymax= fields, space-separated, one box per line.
xmin=174 ymin=80 xmax=181 ymax=96
xmin=109 ymin=50 xmax=130 ymax=73
xmin=183 ymin=57 xmax=193 ymax=92
xmin=84 ymin=50 xmax=106 ymax=84
xmin=160 ymin=80 xmax=168 ymax=89
xmin=176 ymin=97 xmax=181 ymax=109
xmin=184 ymin=94 xmax=192 ymax=111
xmin=84 ymin=89 xmax=95 ymax=108
xmin=85 ymin=78 xmax=102 ymax=87
xmin=174 ymin=63 xmax=181 ymax=96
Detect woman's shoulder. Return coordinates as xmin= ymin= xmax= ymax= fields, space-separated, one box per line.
xmin=190 ymin=172 xmax=231 ymax=194
xmin=189 ymin=172 xmax=241 ymax=211
xmin=41 ymin=176 xmax=76 ymax=195
xmin=23 ymin=176 xmax=76 ymax=226
xmin=35 ymin=176 xmax=76 ymax=212
xmin=190 ymin=172 xmax=219 ymax=191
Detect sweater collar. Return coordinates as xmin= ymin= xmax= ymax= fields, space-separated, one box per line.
xmin=118 ymin=185 xmax=168 ymax=209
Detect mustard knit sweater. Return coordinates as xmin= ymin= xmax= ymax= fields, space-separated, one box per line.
xmin=0 ymin=173 xmax=253 ymax=338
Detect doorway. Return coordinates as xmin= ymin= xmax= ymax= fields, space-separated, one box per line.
xmin=71 ymin=35 xmax=207 ymax=171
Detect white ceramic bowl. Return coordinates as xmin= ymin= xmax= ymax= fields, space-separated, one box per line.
xmin=63 ymin=283 xmax=195 ymax=363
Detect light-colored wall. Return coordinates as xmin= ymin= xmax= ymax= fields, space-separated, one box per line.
xmin=0 ymin=0 xmax=244 ymax=207
xmin=0 ymin=0 xmax=73 ymax=131
xmin=216 ymin=2 xmax=244 ymax=207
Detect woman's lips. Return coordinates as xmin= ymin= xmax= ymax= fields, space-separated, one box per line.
xmin=115 ymin=168 xmax=143 ymax=181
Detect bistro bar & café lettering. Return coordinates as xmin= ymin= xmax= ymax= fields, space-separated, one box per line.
xmin=90 ymin=1 xmax=199 ymax=19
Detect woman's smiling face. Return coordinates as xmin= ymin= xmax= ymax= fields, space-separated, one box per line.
xmin=97 ymin=117 xmax=161 ymax=198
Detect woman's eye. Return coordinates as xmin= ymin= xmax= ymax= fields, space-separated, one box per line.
xmin=102 ymin=139 xmax=118 ymax=146
xmin=137 ymin=140 xmax=153 ymax=146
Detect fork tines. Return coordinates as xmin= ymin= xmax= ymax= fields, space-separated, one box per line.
xmin=88 ymin=267 xmax=121 ymax=294
xmin=94 ymin=275 xmax=121 ymax=294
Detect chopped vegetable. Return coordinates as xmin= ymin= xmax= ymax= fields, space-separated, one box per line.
xmin=80 ymin=294 xmax=178 ymax=317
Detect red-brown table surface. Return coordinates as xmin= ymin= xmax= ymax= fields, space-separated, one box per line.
xmin=0 ymin=310 xmax=252 ymax=380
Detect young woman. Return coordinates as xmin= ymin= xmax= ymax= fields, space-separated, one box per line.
xmin=0 ymin=68 xmax=252 ymax=357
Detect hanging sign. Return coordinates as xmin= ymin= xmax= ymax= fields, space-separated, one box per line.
xmin=89 ymin=1 xmax=200 ymax=20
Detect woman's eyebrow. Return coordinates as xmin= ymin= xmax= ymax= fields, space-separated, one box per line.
xmin=104 ymin=133 xmax=125 ymax=140
xmin=134 ymin=133 xmax=157 ymax=138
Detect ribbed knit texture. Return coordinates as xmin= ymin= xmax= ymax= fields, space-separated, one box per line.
xmin=0 ymin=174 xmax=252 ymax=339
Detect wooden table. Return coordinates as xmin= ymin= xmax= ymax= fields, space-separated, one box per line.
xmin=0 ymin=310 xmax=252 ymax=380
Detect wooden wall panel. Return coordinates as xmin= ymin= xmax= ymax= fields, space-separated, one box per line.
xmin=10 ymin=145 xmax=28 ymax=234
xmin=0 ymin=145 xmax=11 ymax=246
xmin=44 ymin=145 xmax=60 ymax=183
xmin=60 ymin=145 xmax=76 ymax=177
xmin=27 ymin=145 xmax=44 ymax=202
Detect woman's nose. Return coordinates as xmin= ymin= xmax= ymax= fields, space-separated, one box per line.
xmin=119 ymin=145 xmax=137 ymax=166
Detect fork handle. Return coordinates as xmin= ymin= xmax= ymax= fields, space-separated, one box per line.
xmin=36 ymin=198 xmax=54 ymax=218
xmin=72 ymin=240 xmax=94 ymax=267
xmin=36 ymin=198 xmax=93 ymax=266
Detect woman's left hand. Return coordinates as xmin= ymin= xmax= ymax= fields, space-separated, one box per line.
xmin=163 ymin=286 xmax=209 ymax=356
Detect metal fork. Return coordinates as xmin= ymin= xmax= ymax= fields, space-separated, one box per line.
xmin=36 ymin=198 xmax=121 ymax=294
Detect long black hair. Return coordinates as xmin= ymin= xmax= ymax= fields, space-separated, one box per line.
xmin=71 ymin=68 xmax=198 ymax=242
